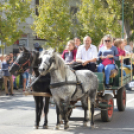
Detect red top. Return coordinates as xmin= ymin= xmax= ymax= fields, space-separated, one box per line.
xmin=61 ymin=49 xmax=77 ymax=61
xmin=117 ymin=48 xmax=126 ymax=56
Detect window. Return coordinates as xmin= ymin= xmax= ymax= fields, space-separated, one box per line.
xmin=19 ymin=39 xmax=28 ymax=47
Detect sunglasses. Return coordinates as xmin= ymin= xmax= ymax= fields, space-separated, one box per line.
xmin=105 ymin=40 xmax=111 ymax=43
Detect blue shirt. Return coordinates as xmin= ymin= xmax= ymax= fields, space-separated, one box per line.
xmin=98 ymin=46 xmax=119 ymax=63
xmin=2 ymin=61 xmax=11 ymax=76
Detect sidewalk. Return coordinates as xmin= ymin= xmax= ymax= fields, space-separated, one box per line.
xmin=0 ymin=88 xmax=24 ymax=96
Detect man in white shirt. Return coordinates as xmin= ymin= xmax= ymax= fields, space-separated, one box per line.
xmin=76 ymin=36 xmax=97 ymax=72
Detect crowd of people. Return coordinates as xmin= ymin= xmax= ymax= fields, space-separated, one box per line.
xmin=0 ymin=52 xmax=30 ymax=96
xmin=61 ymin=35 xmax=133 ymax=89
xmin=0 ymin=34 xmax=133 ymax=95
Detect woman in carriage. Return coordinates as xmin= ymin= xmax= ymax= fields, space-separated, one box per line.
xmin=61 ymin=40 xmax=77 ymax=64
xmin=114 ymin=38 xmax=132 ymax=76
xmin=97 ymin=35 xmax=119 ymax=89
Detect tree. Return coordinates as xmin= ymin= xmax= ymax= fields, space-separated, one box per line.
xmin=97 ymin=0 xmax=134 ymax=43
xmin=76 ymin=0 xmax=121 ymax=46
xmin=0 ymin=0 xmax=31 ymax=49
xmin=32 ymin=0 xmax=73 ymax=52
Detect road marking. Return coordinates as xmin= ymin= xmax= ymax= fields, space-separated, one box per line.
xmin=126 ymin=97 xmax=134 ymax=104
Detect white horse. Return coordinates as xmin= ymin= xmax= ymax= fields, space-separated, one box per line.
xmin=39 ymin=49 xmax=98 ymax=129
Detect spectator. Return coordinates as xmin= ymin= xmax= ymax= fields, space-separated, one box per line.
xmin=22 ymin=69 xmax=30 ymax=91
xmin=76 ymin=36 xmax=97 ymax=72
xmin=2 ymin=54 xmax=14 ymax=95
xmin=62 ymin=40 xmax=77 ymax=64
xmin=13 ymin=53 xmax=19 ymax=90
xmin=9 ymin=52 xmax=13 ymax=63
xmin=0 ymin=55 xmax=2 ymax=69
xmin=34 ymin=43 xmax=43 ymax=52
xmin=0 ymin=55 xmax=4 ymax=90
xmin=74 ymin=37 xmax=81 ymax=49
xmin=97 ymin=35 xmax=119 ymax=89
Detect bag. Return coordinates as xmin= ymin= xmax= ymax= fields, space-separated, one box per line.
xmin=102 ymin=58 xmax=113 ymax=66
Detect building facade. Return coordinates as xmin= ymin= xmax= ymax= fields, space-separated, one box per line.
xmin=4 ymin=0 xmax=80 ymax=54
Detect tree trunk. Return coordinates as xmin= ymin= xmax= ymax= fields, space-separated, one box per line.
xmin=124 ymin=19 xmax=131 ymax=44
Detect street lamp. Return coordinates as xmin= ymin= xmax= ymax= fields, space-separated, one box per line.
xmin=122 ymin=0 xmax=124 ymax=39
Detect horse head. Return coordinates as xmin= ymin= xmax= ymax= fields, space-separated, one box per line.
xmin=9 ymin=47 xmax=32 ymax=76
xmin=38 ymin=49 xmax=57 ymax=76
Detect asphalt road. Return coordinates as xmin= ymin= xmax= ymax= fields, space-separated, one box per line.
xmin=0 ymin=89 xmax=134 ymax=134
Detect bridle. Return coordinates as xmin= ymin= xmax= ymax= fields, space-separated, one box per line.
xmin=44 ymin=57 xmax=56 ymax=71
xmin=14 ymin=52 xmax=32 ymax=73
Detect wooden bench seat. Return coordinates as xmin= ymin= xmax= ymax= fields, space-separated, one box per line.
xmin=121 ymin=67 xmax=131 ymax=75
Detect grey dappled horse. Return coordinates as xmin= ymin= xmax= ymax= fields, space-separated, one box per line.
xmin=9 ymin=47 xmax=51 ymax=129
xmin=38 ymin=49 xmax=98 ymax=129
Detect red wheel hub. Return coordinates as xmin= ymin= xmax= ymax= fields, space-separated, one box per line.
xmin=123 ymin=90 xmax=126 ymax=106
xmin=108 ymin=99 xmax=113 ymax=118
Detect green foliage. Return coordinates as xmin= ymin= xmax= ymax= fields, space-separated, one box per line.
xmin=123 ymin=0 xmax=134 ymax=40
xmin=0 ymin=0 xmax=31 ymax=46
xmin=77 ymin=0 xmax=121 ymax=46
xmin=32 ymin=0 xmax=73 ymax=52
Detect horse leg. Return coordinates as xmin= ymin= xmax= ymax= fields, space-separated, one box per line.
xmin=38 ymin=96 xmax=43 ymax=124
xmin=55 ymin=102 xmax=62 ymax=129
xmin=89 ymin=90 xmax=96 ymax=128
xmin=43 ymin=97 xmax=50 ymax=129
xmin=34 ymin=96 xmax=40 ymax=129
xmin=63 ymin=101 xmax=70 ymax=129
xmin=90 ymin=101 xmax=95 ymax=128
xmin=81 ymin=95 xmax=88 ymax=127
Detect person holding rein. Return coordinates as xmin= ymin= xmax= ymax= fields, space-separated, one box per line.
xmin=76 ymin=36 xmax=97 ymax=72
xmin=97 ymin=35 xmax=119 ymax=89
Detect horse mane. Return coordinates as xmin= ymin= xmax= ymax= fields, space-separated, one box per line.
xmin=54 ymin=53 xmax=68 ymax=79
xmin=40 ymin=49 xmax=68 ymax=79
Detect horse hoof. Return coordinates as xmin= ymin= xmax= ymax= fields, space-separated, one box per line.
xmin=43 ymin=125 xmax=48 ymax=129
xmin=83 ymin=122 xmax=88 ymax=127
xmin=35 ymin=126 xmax=39 ymax=129
xmin=91 ymin=124 xmax=95 ymax=129
xmin=60 ymin=121 xmax=63 ymax=124
xmin=64 ymin=124 xmax=69 ymax=130
xmin=55 ymin=125 xmax=60 ymax=130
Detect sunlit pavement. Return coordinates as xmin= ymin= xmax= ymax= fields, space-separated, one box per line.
xmin=0 ymin=89 xmax=134 ymax=134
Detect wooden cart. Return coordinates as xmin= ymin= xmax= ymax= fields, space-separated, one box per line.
xmin=95 ymin=55 xmax=133 ymax=122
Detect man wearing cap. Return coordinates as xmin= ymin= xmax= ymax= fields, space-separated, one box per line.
xmin=34 ymin=43 xmax=43 ymax=52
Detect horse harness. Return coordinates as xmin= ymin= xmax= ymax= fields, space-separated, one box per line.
xmin=14 ymin=52 xmax=33 ymax=73
xmin=49 ymin=68 xmax=84 ymax=98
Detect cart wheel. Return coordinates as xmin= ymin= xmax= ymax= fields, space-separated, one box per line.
xmin=101 ymin=94 xmax=114 ymax=122
xmin=117 ymin=87 xmax=126 ymax=111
